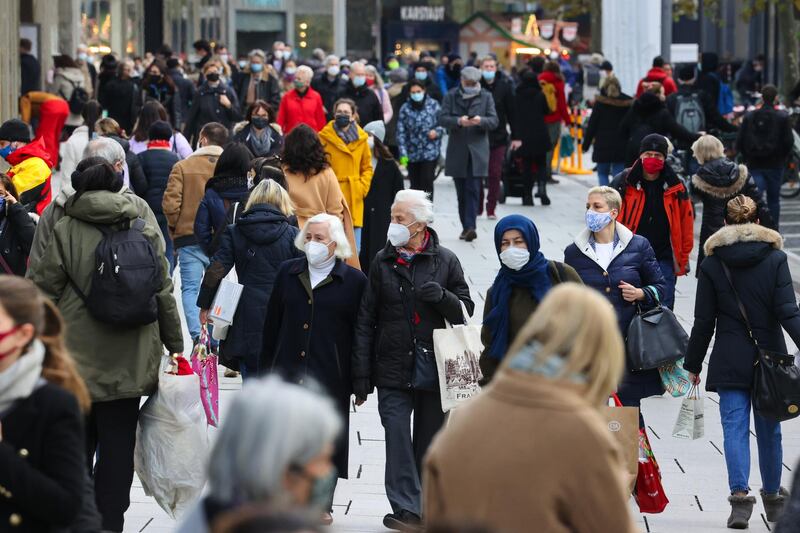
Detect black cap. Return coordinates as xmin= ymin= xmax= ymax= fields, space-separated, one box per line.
xmin=600 ymin=60 xmax=613 ymax=71
xmin=148 ymin=120 xmax=174 ymax=142
xmin=678 ymin=65 xmax=696 ymax=82
xmin=0 ymin=119 xmax=32 ymax=143
xmin=639 ymin=134 xmax=669 ymax=157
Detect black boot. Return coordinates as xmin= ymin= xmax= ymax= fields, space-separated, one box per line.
xmin=727 ymin=494 xmax=756 ymax=529
xmin=538 ymin=179 xmax=551 ymax=206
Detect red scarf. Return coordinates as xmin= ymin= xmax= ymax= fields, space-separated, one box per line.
xmin=148 ymin=140 xmax=171 ymax=149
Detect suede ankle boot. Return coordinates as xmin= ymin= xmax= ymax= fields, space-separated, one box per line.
xmin=761 ymin=487 xmax=789 ymax=522
xmin=727 ymin=494 xmax=756 ymax=529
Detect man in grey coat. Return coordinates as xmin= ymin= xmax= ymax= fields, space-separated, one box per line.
xmin=439 ymin=66 xmax=498 ymax=241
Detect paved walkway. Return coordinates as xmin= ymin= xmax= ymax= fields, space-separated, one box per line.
xmin=123 ymin=171 xmax=800 ymax=533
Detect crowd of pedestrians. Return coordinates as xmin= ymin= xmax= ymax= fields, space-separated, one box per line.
xmin=3 ymin=39 xmax=800 ymax=533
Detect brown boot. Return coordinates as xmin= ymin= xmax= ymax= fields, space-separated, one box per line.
xmin=727 ymin=494 xmax=756 ymax=529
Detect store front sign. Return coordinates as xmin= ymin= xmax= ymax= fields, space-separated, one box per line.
xmin=400 ymin=6 xmax=446 ymax=22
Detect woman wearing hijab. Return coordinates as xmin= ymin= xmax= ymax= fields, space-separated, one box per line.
xmin=479 ymin=214 xmax=581 ymax=383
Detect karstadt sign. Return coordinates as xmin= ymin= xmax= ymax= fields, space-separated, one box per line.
xmin=400 ymin=6 xmax=446 ymax=22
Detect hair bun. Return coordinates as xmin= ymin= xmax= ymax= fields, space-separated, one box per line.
xmin=725 ymin=194 xmax=758 ymax=224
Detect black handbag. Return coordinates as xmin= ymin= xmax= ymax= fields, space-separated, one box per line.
xmin=626 ymin=286 xmax=689 ymax=370
xmin=721 ymin=263 xmax=800 ymax=422
xmin=412 ymin=341 xmax=438 ymax=391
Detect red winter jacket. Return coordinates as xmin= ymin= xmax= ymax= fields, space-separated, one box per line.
xmin=5 ymin=136 xmax=53 ymax=215
xmin=635 ymin=67 xmax=678 ymax=98
xmin=277 ymin=87 xmax=327 ymax=134
xmin=538 ymin=71 xmax=571 ymax=125
xmin=611 ymin=160 xmax=694 ymax=276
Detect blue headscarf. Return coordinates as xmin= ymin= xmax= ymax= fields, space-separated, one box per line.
xmin=484 ymin=215 xmax=551 ymax=361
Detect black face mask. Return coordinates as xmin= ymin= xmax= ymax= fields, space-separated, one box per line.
xmin=251 ymin=116 xmax=269 ymax=129
xmin=206 ymin=72 xmax=220 ymax=82
xmin=334 ymin=114 xmax=351 ymax=128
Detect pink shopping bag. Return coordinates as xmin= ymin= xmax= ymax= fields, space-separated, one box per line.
xmin=190 ymin=326 xmax=219 ymax=427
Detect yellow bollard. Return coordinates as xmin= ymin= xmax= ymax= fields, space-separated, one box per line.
xmin=562 ymin=106 xmax=593 ymax=176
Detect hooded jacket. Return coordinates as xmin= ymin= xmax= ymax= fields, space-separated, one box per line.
xmin=194 ymin=175 xmax=250 ymax=256
xmin=163 ymin=145 xmax=223 ymax=248
xmin=583 ymin=93 xmax=633 ymax=163
xmin=691 ymin=158 xmax=774 ymax=264
xmin=197 ymin=204 xmax=302 ymax=371
xmin=0 ymin=201 xmax=35 ymax=276
xmin=538 ymin=70 xmax=571 ymax=124
xmin=137 ymin=148 xmax=181 ymax=218
xmin=611 ymin=160 xmax=694 ymax=276
xmin=6 ymin=137 xmax=52 ymax=215
xmin=635 ymin=66 xmax=678 ymax=98
xmin=319 ymin=121 xmax=374 ymax=227
xmin=28 ymin=190 xmax=183 ymax=401
xmin=619 ymin=92 xmax=699 ymax=165
xmin=684 ymin=223 xmax=800 ymax=391
xmin=511 ymin=76 xmax=552 ymax=158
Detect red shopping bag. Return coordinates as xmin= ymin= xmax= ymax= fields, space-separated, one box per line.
xmin=190 ymin=326 xmax=219 ymax=427
xmin=635 ymin=428 xmax=669 ymax=513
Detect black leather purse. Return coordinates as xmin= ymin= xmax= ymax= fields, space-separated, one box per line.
xmin=722 ymin=263 xmax=800 ymax=422
xmin=626 ymin=286 xmax=689 ymax=370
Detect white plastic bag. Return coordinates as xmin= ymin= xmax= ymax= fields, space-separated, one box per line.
xmin=672 ymin=384 xmax=704 ymax=440
xmin=433 ymin=301 xmax=483 ymax=413
xmin=134 ymin=369 xmax=209 ymax=518
xmin=210 ymin=268 xmax=239 ymax=341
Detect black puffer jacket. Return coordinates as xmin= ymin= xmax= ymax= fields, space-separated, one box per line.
xmin=583 ymin=93 xmax=632 ymax=163
xmin=0 ymin=202 xmax=35 ymax=276
xmin=136 ymin=149 xmax=181 ymax=218
xmin=692 ymin=158 xmax=774 ymax=266
xmin=684 ymin=223 xmax=800 ymax=391
xmin=480 ymin=71 xmax=516 ymax=148
xmin=619 ymin=91 xmax=700 ymax=165
xmin=353 ymin=227 xmax=474 ymax=391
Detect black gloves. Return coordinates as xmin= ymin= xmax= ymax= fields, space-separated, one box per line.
xmin=353 ymin=378 xmax=373 ymax=402
xmin=418 ymin=281 xmax=445 ymax=304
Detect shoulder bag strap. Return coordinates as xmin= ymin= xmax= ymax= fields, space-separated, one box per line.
xmin=721 ymin=262 xmax=759 ymax=346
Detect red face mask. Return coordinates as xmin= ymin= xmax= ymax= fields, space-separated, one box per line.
xmin=366 ymin=78 xmax=375 ymax=87
xmin=0 ymin=325 xmax=21 ymax=360
xmin=641 ymin=156 xmax=665 ymax=174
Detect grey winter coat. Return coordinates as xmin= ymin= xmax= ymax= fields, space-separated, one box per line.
xmin=439 ymin=87 xmax=499 ymax=178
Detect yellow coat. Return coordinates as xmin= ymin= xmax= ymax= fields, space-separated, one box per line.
xmin=319 ymin=121 xmax=373 ymax=227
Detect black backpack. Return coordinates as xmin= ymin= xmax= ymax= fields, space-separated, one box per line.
xmin=745 ymin=108 xmax=781 ymax=159
xmin=65 ymin=218 xmax=161 ymax=328
xmin=674 ymin=93 xmax=706 ymax=133
xmin=60 ymin=77 xmax=90 ymax=115
xmin=585 ymin=65 xmax=601 ymax=88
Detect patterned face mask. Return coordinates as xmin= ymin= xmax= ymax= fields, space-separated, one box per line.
xmin=585 ymin=209 xmax=613 ymax=233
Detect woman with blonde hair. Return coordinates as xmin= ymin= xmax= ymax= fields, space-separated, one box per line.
xmin=261 ymin=213 xmax=368 ymax=525
xmin=685 ymin=195 xmax=800 ymax=528
xmin=198 ymin=179 xmax=303 ymax=377
xmin=0 ymin=275 xmax=96 ymax=531
xmin=424 ymin=283 xmax=637 ymax=533
xmin=690 ymin=134 xmax=774 ymax=267
xmin=365 ymin=65 xmax=393 ymax=123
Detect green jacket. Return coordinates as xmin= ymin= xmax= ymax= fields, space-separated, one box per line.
xmin=28 ymin=190 xmax=184 ymax=402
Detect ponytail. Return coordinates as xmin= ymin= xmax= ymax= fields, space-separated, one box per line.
xmin=39 ymin=299 xmax=91 ymax=412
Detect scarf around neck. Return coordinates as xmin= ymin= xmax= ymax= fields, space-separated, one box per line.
xmin=484 ymin=215 xmax=552 ymax=361
xmin=334 ymin=121 xmax=360 ymax=144
xmin=0 ymin=340 xmax=45 ymax=414
xmin=248 ymin=126 xmax=272 ymax=156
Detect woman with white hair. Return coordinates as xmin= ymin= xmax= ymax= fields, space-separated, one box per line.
xmin=365 ymin=64 xmax=393 ymax=123
xmin=260 ymin=212 xmax=368 ymax=525
xmin=176 ymin=376 xmax=342 ymax=532
xmin=198 ymin=179 xmax=302 ymax=377
xmin=352 ymin=189 xmax=473 ymax=531
xmin=276 ymin=65 xmax=327 ymax=133
xmin=690 ymin=134 xmax=774 ymax=267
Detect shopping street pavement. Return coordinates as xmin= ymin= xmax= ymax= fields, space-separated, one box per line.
xmin=122 ymin=171 xmax=800 ymax=533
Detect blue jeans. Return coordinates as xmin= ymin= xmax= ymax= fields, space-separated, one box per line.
xmin=656 ymin=258 xmax=677 ymax=310
xmin=453 ymin=177 xmax=481 ymax=232
xmin=353 ymin=227 xmax=362 ymax=253
xmin=718 ymin=388 xmax=783 ymax=494
xmin=596 ymin=162 xmax=625 ymax=186
xmin=156 ymin=214 xmax=175 ymax=273
xmin=177 ymin=244 xmax=210 ymax=341
xmin=751 ymin=168 xmax=783 ymax=228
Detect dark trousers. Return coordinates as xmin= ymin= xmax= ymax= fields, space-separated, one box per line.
xmin=378 ymin=387 xmax=446 ymax=517
xmin=454 ymin=177 xmax=481 ymax=232
xmin=522 ymin=153 xmax=547 ymax=200
xmin=407 ymin=159 xmax=437 ymax=200
xmin=86 ymin=397 xmax=141 ymax=532
xmin=479 ymin=144 xmax=506 ymax=215
xmin=751 ymin=167 xmax=784 ymax=229
xmin=656 ymin=258 xmax=677 ymax=310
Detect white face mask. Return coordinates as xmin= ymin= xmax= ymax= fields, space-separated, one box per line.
xmin=327 ymin=65 xmax=340 ymax=77
xmin=499 ymin=247 xmax=530 ymax=271
xmin=304 ymin=241 xmax=332 ymax=266
xmin=387 ymin=221 xmax=416 ymax=247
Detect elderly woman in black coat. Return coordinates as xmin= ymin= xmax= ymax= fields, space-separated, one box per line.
xmin=352 ymin=189 xmax=473 ymax=531
xmin=260 ymin=212 xmax=367 ymax=526
xmin=690 ymin=134 xmax=774 ymax=268
xmin=198 ymin=179 xmax=302 ymax=377
xmin=684 ymin=195 xmax=800 ymax=529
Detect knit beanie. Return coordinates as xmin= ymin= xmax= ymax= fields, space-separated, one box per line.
xmin=0 ymin=119 xmax=32 ymax=143
xmin=639 ymin=134 xmax=669 ymax=157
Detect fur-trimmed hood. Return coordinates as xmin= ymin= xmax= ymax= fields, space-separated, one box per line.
xmin=692 ymin=158 xmax=748 ymax=198
xmin=704 ymin=223 xmax=783 ymax=266
xmin=595 ymin=94 xmax=633 ymax=107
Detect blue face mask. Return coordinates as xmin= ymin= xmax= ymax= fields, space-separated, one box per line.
xmin=482 ymin=70 xmax=496 ymax=81
xmin=250 ymin=62 xmax=263 ymax=73
xmin=0 ymin=145 xmax=15 ymax=159
xmin=410 ymin=92 xmax=425 ymax=103
xmin=415 ymin=70 xmax=428 ymax=81
xmin=238 ymin=60 xmax=247 ymax=69
xmin=352 ymin=75 xmax=366 ymax=87
xmin=585 ymin=209 xmax=613 ymax=233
